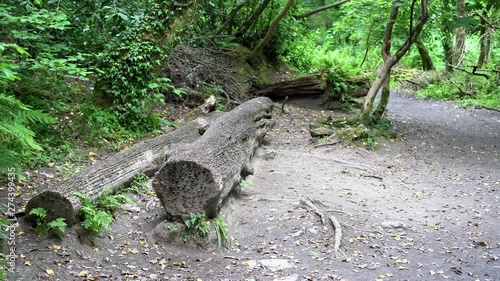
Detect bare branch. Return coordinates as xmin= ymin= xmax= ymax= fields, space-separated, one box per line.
xmin=294 ymin=0 xmax=350 ymax=19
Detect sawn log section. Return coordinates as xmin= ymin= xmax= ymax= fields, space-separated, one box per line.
xmin=153 ymin=97 xmax=275 ymax=220
xmin=25 ymin=112 xmax=224 ymax=225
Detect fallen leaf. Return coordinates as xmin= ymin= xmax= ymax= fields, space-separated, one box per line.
xmin=46 ymin=268 xmax=54 ymax=275
xmin=79 ymin=270 xmax=91 ymax=277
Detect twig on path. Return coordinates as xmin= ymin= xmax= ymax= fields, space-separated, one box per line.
xmin=331 ymin=158 xmax=376 ymax=173
xmin=329 ymin=215 xmax=342 ymax=254
xmin=314 ymin=141 xmax=340 ymax=148
xmin=362 ymin=174 xmax=384 ymax=181
xmin=474 ymin=104 xmax=500 ymax=112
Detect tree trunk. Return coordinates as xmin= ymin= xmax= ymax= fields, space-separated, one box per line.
xmin=373 ymin=72 xmax=391 ymax=121
xmin=453 ymin=0 xmax=466 ymax=67
xmin=24 ymin=112 xmax=224 ymax=225
xmin=416 ymin=38 xmax=435 ymax=70
xmin=153 ymin=97 xmax=275 ymax=221
xmin=440 ymin=0 xmax=454 ymax=71
xmin=360 ymin=0 xmax=428 ymax=126
xmin=235 ymin=0 xmax=272 ymax=38
xmin=250 ymin=0 xmax=295 ymax=62
xmin=215 ymin=0 xmax=251 ymax=35
xmin=256 ymin=73 xmax=327 ymax=98
xmin=477 ymin=1 xmax=494 ymax=67
xmin=256 ymin=73 xmax=369 ymax=100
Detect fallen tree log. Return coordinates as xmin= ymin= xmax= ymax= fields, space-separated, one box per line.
xmin=153 ymin=97 xmax=275 ymax=221
xmin=257 ymin=73 xmax=326 ymax=98
xmin=24 ymin=112 xmax=224 ymax=226
xmin=256 ymin=72 xmax=369 ymax=101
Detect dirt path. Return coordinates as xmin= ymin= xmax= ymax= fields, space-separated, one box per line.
xmin=6 ymin=92 xmax=500 ymax=281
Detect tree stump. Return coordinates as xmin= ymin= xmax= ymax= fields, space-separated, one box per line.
xmin=153 ymin=97 xmax=275 ymax=221
xmin=24 ymin=112 xmax=224 ymax=225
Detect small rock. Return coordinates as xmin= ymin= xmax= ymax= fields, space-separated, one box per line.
xmin=381 ymin=221 xmax=407 ymax=229
xmin=259 ymin=259 xmax=293 ymax=272
xmin=309 ymin=125 xmax=335 ymax=137
xmin=307 ymin=228 xmax=318 ymax=235
xmin=121 ymin=204 xmax=141 ymax=213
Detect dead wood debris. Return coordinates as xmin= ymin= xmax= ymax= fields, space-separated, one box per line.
xmin=163 ymin=45 xmax=254 ymax=107
xmin=300 ymin=197 xmax=343 ymax=256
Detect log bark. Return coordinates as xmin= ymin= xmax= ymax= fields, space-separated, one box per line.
xmin=257 ymin=73 xmax=369 ymax=100
xmin=24 ymin=112 xmax=224 ymax=225
xmin=153 ymin=97 xmax=275 ymax=221
xmin=257 ymin=74 xmax=327 ymax=98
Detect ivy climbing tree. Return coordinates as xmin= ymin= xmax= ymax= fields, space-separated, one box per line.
xmin=92 ymin=0 xmax=196 ymax=132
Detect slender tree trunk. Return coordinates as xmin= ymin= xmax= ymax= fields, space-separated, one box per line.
xmin=373 ymin=73 xmax=391 ymax=121
xmin=453 ymin=0 xmax=466 ymax=67
xmin=250 ymin=0 xmax=295 ymax=62
xmin=215 ymin=0 xmax=251 ymax=35
xmin=235 ymin=0 xmax=272 ymax=39
xmin=477 ymin=1 xmax=494 ymax=67
xmin=416 ymin=38 xmax=435 ymax=70
xmin=360 ymin=0 xmax=428 ymax=126
xmin=440 ymin=0 xmax=454 ymax=71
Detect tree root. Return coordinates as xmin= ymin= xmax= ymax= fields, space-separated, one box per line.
xmin=329 ymin=215 xmax=342 ymax=255
xmin=300 ymin=197 xmax=343 ymax=256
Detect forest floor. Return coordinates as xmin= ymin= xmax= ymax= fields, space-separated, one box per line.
xmin=4 ymin=89 xmax=500 ymax=281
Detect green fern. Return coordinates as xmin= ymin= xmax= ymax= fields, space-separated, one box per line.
xmin=0 ymin=93 xmax=55 ymax=176
xmin=29 ymin=207 xmax=67 ymax=238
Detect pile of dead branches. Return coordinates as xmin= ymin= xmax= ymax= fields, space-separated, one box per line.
xmin=163 ymin=44 xmax=255 ymax=108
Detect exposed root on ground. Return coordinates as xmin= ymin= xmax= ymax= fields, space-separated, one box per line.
xmin=300 ymin=197 xmax=344 ymax=256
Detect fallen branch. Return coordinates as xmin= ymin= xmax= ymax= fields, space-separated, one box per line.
xmin=314 ymin=141 xmax=340 ymax=148
xmin=474 ymin=104 xmax=500 ymax=112
xmin=449 ymin=65 xmax=490 ymax=79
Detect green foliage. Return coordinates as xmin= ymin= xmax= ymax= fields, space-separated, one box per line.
xmin=29 ymin=207 xmax=67 ymax=238
xmin=324 ymin=68 xmax=350 ymax=97
xmin=416 ymin=71 xmax=500 ymax=109
xmin=121 ymin=172 xmax=149 ymax=194
xmin=213 ymin=217 xmax=229 ymax=248
xmin=326 ymin=117 xmax=396 ymax=150
xmin=240 ymin=179 xmax=254 ymax=189
xmin=0 ymin=92 xmax=55 ymax=176
xmin=95 ymin=189 xmax=133 ymax=213
xmin=183 ymin=213 xmax=210 ymax=244
xmin=92 ymin=1 xmax=192 ymax=133
xmin=75 ymin=189 xmax=133 ymax=245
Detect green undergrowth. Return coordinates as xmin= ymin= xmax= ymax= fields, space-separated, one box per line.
xmin=417 ymin=72 xmax=500 ymax=108
xmin=317 ymin=116 xmax=398 ymax=150
xmin=29 ymin=208 xmax=67 ymax=239
xmin=181 ymin=213 xmax=229 ymax=248
xmin=75 ymin=173 xmax=148 ymax=245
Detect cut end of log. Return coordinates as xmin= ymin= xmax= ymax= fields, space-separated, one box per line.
xmin=24 ymin=191 xmax=76 ymax=226
xmin=153 ymin=160 xmax=220 ymax=221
